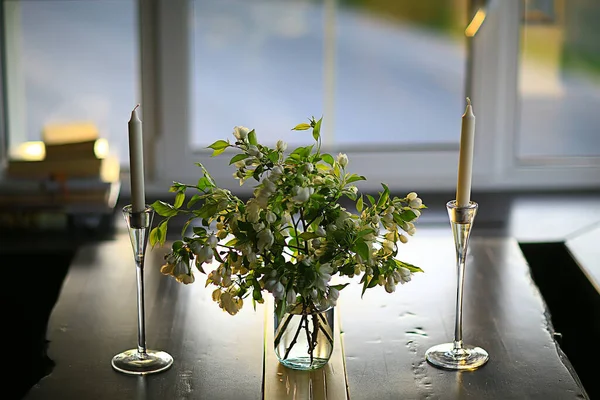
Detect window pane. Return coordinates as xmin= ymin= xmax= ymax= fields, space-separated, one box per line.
xmin=518 ymin=0 xmax=600 ymax=158
xmin=191 ymin=0 xmax=466 ymax=149
xmin=335 ymin=1 xmax=466 ymax=147
xmin=191 ymin=0 xmax=323 ymax=148
xmin=4 ymin=0 xmax=138 ymax=164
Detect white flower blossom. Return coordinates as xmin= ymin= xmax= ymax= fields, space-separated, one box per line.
xmin=233 ymin=126 xmax=250 ymax=140
xmin=407 ymin=192 xmax=418 ymax=201
xmin=177 ymin=273 xmax=195 ymax=284
xmin=262 ymin=178 xmax=276 ymax=194
xmin=291 ymin=186 xmax=312 ymax=203
xmin=257 ymin=229 xmax=274 ymax=252
xmin=286 ymin=288 xmax=297 ymax=305
xmin=382 ymin=213 xmax=394 ymax=224
xmin=316 ymin=264 xmax=333 ymax=291
xmin=271 ymin=165 xmax=284 ymax=177
xmin=248 ymin=145 xmax=260 ymax=157
xmin=207 ymin=234 xmax=218 ymax=248
xmin=208 ymin=270 xmax=222 ymax=285
xmin=337 ymin=153 xmax=348 ymax=168
xmin=276 ymin=140 xmax=287 ymax=152
xmin=409 ymin=198 xmax=423 ymax=209
xmin=219 ymin=291 xmax=242 ymax=315
xmin=398 ymin=267 xmax=412 ymax=284
xmin=265 ymin=210 xmax=277 ymax=224
xmin=246 ymin=200 xmax=261 ymax=223
xmin=265 ymin=279 xmax=285 ymax=301
xmin=305 ymin=163 xmax=314 ymax=173
xmin=383 ymin=240 xmax=395 ymax=253
xmin=328 ymin=287 xmax=339 ymax=303
xmin=195 ymin=245 xmax=214 ymax=264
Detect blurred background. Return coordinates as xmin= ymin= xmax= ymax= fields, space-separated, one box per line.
xmin=2 ymin=0 xmax=600 ymax=194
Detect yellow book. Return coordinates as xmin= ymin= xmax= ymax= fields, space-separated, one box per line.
xmin=42 ymin=122 xmax=99 ymax=145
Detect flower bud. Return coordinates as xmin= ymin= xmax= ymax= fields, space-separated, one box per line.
xmin=286 ymin=288 xmax=297 ymax=305
xmin=233 ymin=126 xmax=249 ymax=140
xmin=207 ymin=234 xmax=218 ymax=248
xmin=276 ymin=140 xmax=287 ymax=152
xmin=265 ymin=210 xmax=277 ymax=224
xmin=337 ymin=153 xmax=348 ymax=168
xmin=407 ymin=192 xmax=418 ymax=201
xmin=399 ymin=234 xmax=408 ymax=244
xmin=247 ymin=145 xmax=260 ymax=157
xmin=409 ymin=198 xmax=422 ymax=209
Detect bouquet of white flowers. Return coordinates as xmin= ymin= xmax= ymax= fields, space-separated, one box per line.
xmin=151 ymin=117 xmax=425 ymax=321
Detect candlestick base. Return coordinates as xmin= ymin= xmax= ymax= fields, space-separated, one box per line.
xmin=425 ymin=343 xmax=489 ymax=371
xmin=111 ymin=349 xmax=173 ymax=375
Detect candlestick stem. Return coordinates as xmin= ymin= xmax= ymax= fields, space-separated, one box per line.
xmin=425 ymin=200 xmax=489 ymax=370
xmin=111 ymin=205 xmax=173 ymax=375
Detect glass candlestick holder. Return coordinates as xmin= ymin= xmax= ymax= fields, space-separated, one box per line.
xmin=425 ymin=200 xmax=489 ymax=370
xmin=111 ymin=205 xmax=173 ymax=375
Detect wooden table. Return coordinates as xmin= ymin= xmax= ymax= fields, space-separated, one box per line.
xmin=24 ymin=231 xmax=588 ymax=399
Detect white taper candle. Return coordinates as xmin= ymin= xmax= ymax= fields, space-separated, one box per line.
xmin=128 ymin=105 xmax=146 ymax=213
xmin=456 ymin=98 xmax=476 ymax=207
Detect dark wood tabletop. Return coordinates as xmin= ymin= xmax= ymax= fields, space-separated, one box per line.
xmin=24 ymin=230 xmax=588 ymax=400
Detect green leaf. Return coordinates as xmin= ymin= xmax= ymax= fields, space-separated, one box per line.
xmin=366 ymin=194 xmax=376 ymax=206
xmin=396 ymin=259 xmax=424 ymax=273
xmin=292 ymin=123 xmax=311 ymax=131
xmin=356 ymin=195 xmax=363 ymax=212
xmin=299 ymin=231 xmax=319 ymax=240
xmin=267 ymin=151 xmax=279 ymax=163
xmin=149 ymin=226 xmax=160 ymax=248
xmin=151 ymin=200 xmax=179 ymax=217
xmin=211 ymin=147 xmax=227 ymax=157
xmin=181 ymin=218 xmax=193 ymax=236
xmin=357 ymin=228 xmax=374 ymax=238
xmin=352 ymin=239 xmax=370 ymax=262
xmin=321 ymin=153 xmax=334 ymax=166
xmin=331 ymin=283 xmax=350 ymax=291
xmin=157 ymin=220 xmax=168 ymax=245
xmin=196 ymin=177 xmax=211 ymax=192
xmin=312 ymin=118 xmax=322 ymax=141
xmin=187 ymin=194 xmax=202 ymax=208
xmin=248 ymin=129 xmax=258 ymax=145
xmin=377 ymin=184 xmax=390 ymax=209
xmin=193 ymin=226 xmax=207 ymax=236
xmin=346 ymin=174 xmax=366 ymax=184
xmin=207 ymin=140 xmax=230 ymax=150
xmin=229 ymin=153 xmax=247 ymax=165
xmin=361 ymin=276 xmax=370 ymax=297
xmin=400 ymin=210 xmax=418 ymax=221
xmin=174 ymin=191 xmax=185 ymax=209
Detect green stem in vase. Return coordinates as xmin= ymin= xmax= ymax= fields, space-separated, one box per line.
xmin=284 ymin=312 xmax=307 ymax=360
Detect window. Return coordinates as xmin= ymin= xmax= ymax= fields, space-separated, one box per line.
xmin=155 ymin=0 xmax=468 ymax=194
xmin=518 ymin=0 xmax=600 ymax=160
xmin=3 ymin=0 xmax=139 ymax=165
xmin=3 ymin=0 xmax=599 ymax=195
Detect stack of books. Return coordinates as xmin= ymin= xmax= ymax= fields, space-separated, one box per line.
xmin=0 ymin=123 xmax=121 ymax=229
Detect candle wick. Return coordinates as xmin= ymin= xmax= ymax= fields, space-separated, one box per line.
xmin=133 ymin=104 xmax=140 ymax=112
xmin=466 ymin=97 xmax=471 ymax=106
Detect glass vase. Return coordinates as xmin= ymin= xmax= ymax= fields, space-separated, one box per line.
xmin=274 ymin=302 xmax=335 ymax=370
